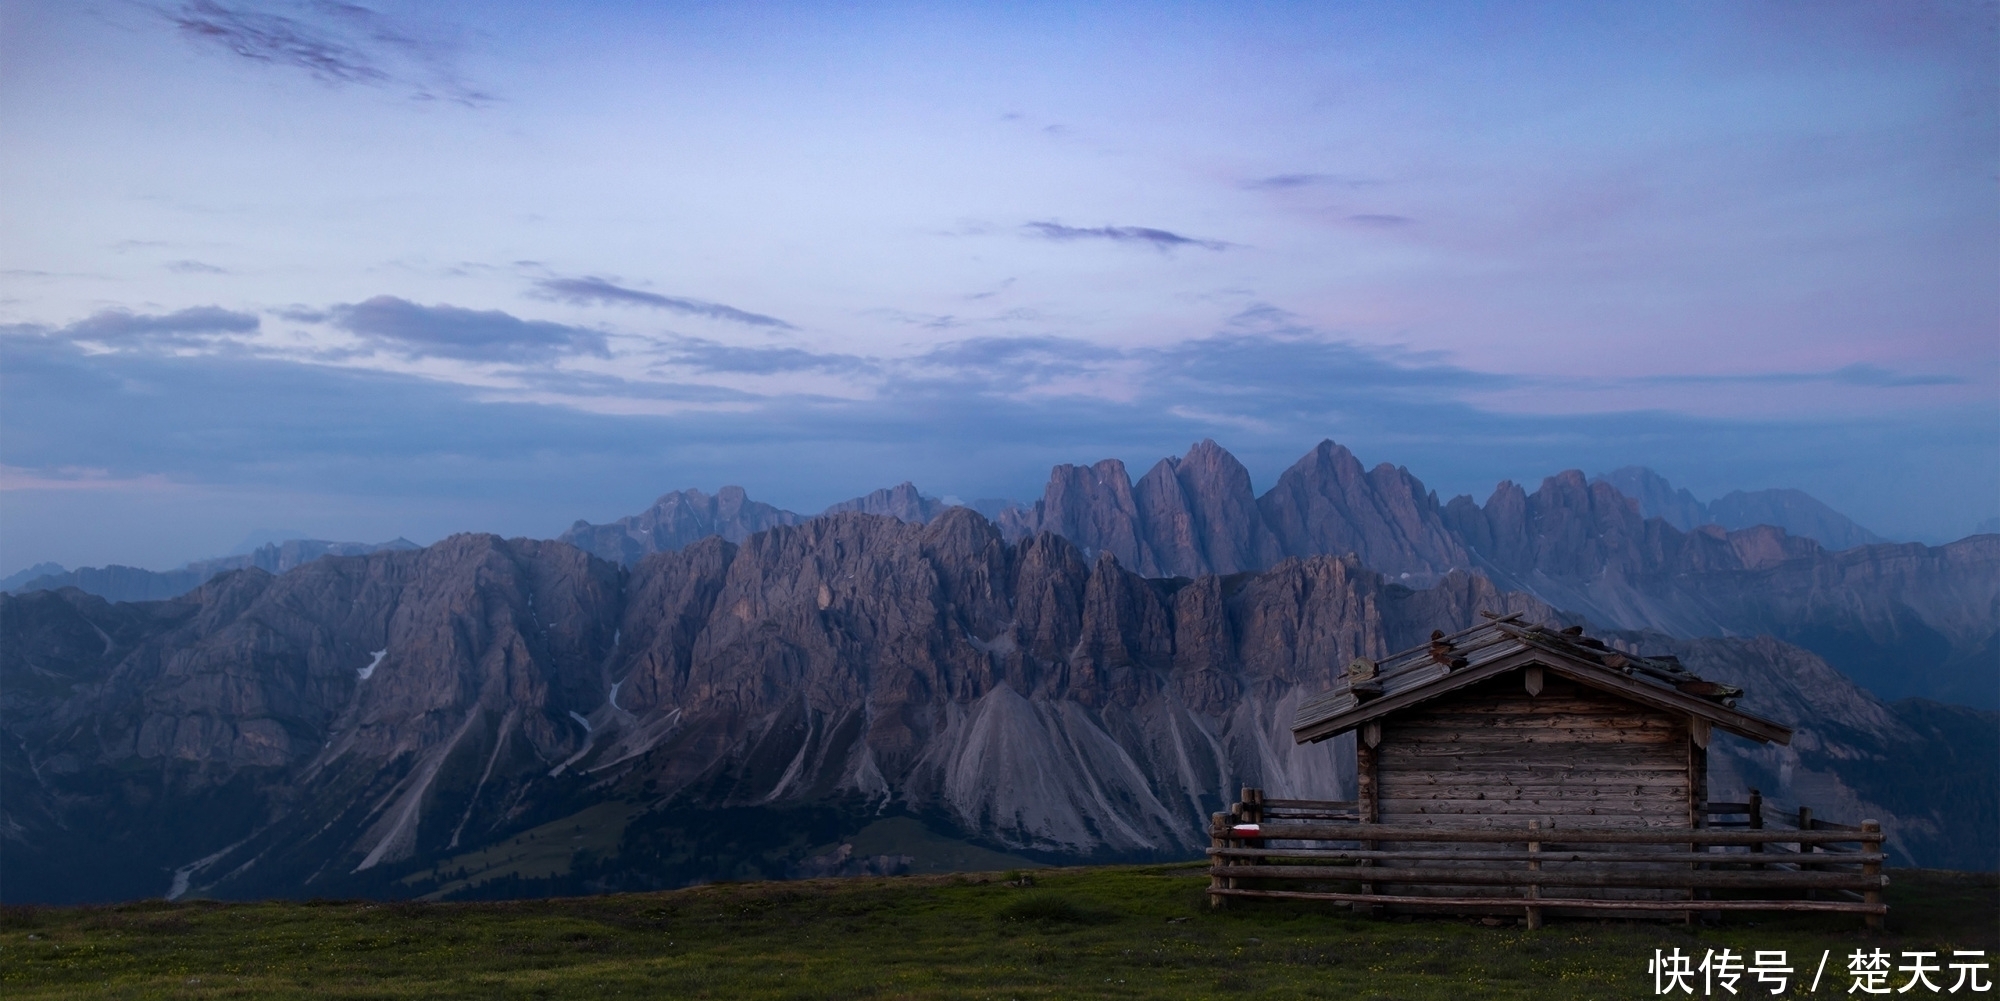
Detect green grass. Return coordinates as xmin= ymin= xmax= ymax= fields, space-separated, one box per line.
xmin=403 ymin=801 xmax=643 ymax=899
xmin=2 ymin=866 xmax=1992 ymax=999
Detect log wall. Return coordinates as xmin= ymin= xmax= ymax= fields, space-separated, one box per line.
xmin=1372 ymin=675 xmax=1690 ymax=830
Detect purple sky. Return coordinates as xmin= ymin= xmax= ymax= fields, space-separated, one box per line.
xmin=1 ymin=1 xmax=1995 ymax=571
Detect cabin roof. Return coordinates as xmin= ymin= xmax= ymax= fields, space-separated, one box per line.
xmin=1290 ymin=614 xmax=1794 ymax=746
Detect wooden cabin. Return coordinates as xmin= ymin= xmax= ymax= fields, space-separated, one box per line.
xmin=1202 ymin=618 xmax=1887 ymax=925
xmin=1291 ymin=614 xmax=1793 ymax=832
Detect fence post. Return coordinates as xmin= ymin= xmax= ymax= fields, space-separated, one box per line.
xmin=1525 ymin=819 xmax=1543 ymax=930
xmin=1244 ymin=788 xmax=1265 ymax=878
xmin=1861 ymin=820 xmax=1884 ymax=932
xmin=1748 ymin=789 xmax=1763 ymax=856
xmin=1208 ymin=813 xmax=1229 ymax=909
xmin=1799 ymin=806 xmax=1816 ymax=899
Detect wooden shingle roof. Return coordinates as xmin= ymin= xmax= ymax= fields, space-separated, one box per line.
xmin=1290 ymin=613 xmax=1794 ymax=746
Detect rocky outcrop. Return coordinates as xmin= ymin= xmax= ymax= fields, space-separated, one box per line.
xmin=559 ymin=486 xmax=802 ymax=564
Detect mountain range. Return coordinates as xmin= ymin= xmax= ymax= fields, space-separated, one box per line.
xmin=4 ymin=538 xmax=418 ymax=604
xmin=3 ymin=439 xmax=1994 ymax=905
xmin=566 ymin=440 xmax=1996 ymax=708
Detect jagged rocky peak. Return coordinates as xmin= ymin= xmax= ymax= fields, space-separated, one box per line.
xmin=1256 ymin=440 xmax=1467 ymax=582
xmin=999 ymin=438 xmax=1465 ymax=582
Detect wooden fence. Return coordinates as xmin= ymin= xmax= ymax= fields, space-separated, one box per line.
xmin=1207 ymin=788 xmax=1885 ymax=928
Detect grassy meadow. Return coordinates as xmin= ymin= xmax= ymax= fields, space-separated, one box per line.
xmin=2 ymin=864 xmax=1993 ymax=999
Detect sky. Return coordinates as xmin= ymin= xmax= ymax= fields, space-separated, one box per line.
xmin=1 ymin=0 xmax=1995 ymax=573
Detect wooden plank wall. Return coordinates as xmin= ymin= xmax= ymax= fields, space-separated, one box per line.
xmin=1374 ymin=674 xmax=1690 ymax=830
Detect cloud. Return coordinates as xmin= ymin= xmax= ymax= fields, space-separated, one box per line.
xmin=658 ymin=337 xmax=875 ymax=376
xmin=1633 ymin=364 xmax=1963 ymax=389
xmin=532 ymin=276 xmax=796 ymax=330
xmin=56 ymin=306 xmax=260 ymax=348
xmin=1345 ymin=214 xmax=1413 ymax=227
xmin=331 ymin=296 xmax=609 ymax=363
xmin=0 ymin=465 xmax=184 ymax=493
xmin=164 ymin=0 xmax=494 ymax=105
xmin=1023 ymin=221 xmax=1230 ymax=251
xmin=1241 ymin=174 xmax=1378 ymax=191
xmin=166 ymin=259 xmax=228 ymax=274
xmin=905 ymin=335 xmax=1124 ymax=393
xmin=2 ymin=323 xmax=1992 ymax=561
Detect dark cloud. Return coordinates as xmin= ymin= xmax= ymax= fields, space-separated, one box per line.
xmin=533 ymin=276 xmax=796 ymax=330
xmin=1023 ymin=221 xmax=1230 ymax=251
xmin=1346 ymin=214 xmax=1413 ymax=227
xmin=166 ymin=259 xmax=228 ymax=274
xmin=331 ymin=296 xmax=608 ymax=363
xmin=57 ymin=306 xmax=260 ymax=348
xmin=164 ymin=0 xmax=494 ymax=106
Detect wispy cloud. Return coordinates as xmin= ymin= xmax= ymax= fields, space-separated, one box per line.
xmin=54 ymin=306 xmax=260 ymax=348
xmin=1345 ymin=214 xmax=1413 ymax=227
xmin=331 ymin=296 xmax=608 ymax=363
xmin=166 ymin=259 xmax=228 ymax=274
xmin=532 ymin=276 xmax=796 ymax=330
xmin=1023 ymin=221 xmax=1230 ymax=251
xmin=0 ymin=464 xmax=185 ymax=493
xmin=1241 ymin=173 xmax=1377 ymax=191
xmin=659 ymin=337 xmax=875 ymax=376
xmin=164 ymin=0 xmax=494 ymax=106
xmin=1633 ymin=364 xmax=1962 ymax=389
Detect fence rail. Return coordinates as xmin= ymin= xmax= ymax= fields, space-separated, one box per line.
xmin=1208 ymin=788 xmax=1884 ymax=929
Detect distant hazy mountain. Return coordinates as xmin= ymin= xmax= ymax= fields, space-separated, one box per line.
xmin=1594 ymin=466 xmax=1889 ymax=550
xmin=821 ymin=481 xmax=954 ymax=524
xmin=561 ymin=482 xmax=972 ymax=565
xmin=0 ymin=562 xmax=67 ymax=593
xmin=6 ymin=538 xmax=419 ymax=603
